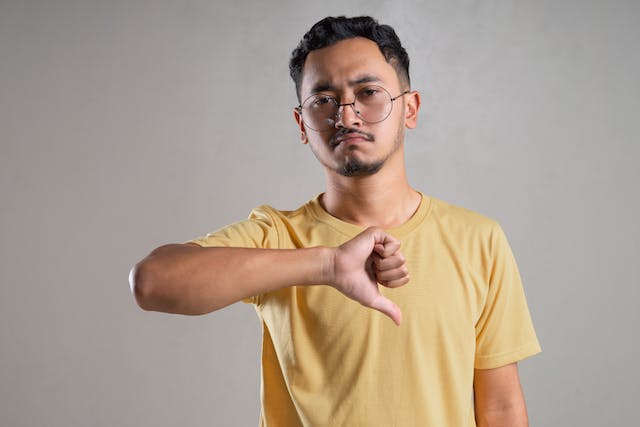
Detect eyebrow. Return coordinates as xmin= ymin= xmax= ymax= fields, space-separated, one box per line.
xmin=309 ymin=74 xmax=383 ymax=94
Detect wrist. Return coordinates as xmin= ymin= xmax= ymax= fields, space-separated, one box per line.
xmin=316 ymin=246 xmax=337 ymax=286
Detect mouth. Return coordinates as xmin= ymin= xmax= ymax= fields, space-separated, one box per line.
xmin=330 ymin=129 xmax=374 ymax=148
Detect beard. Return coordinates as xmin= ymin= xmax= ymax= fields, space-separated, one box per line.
xmin=334 ymin=123 xmax=404 ymax=177
xmin=309 ymin=109 xmax=406 ymax=178
xmin=339 ymin=157 xmax=384 ymax=177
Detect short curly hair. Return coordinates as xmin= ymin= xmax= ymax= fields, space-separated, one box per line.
xmin=289 ymin=16 xmax=411 ymax=101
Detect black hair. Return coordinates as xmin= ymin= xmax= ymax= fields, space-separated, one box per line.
xmin=289 ymin=16 xmax=411 ymax=101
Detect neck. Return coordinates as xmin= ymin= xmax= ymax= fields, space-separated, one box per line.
xmin=321 ymin=154 xmax=421 ymax=229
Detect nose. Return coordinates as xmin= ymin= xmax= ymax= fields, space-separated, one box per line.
xmin=334 ymin=102 xmax=361 ymax=128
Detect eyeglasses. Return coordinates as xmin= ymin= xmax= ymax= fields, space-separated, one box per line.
xmin=297 ymin=85 xmax=410 ymax=132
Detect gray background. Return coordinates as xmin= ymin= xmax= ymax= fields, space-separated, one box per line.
xmin=1 ymin=0 xmax=638 ymax=426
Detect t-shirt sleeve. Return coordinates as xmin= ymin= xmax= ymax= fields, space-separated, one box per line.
xmin=474 ymin=223 xmax=541 ymax=369
xmin=186 ymin=206 xmax=280 ymax=305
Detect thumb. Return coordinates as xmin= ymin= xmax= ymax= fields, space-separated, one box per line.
xmin=368 ymin=294 xmax=403 ymax=326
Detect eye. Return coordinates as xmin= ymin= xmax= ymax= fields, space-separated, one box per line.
xmin=360 ymin=87 xmax=380 ymax=97
xmin=313 ymin=96 xmax=335 ymax=106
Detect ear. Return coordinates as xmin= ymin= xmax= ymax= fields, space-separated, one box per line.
xmin=293 ymin=107 xmax=309 ymax=144
xmin=403 ymin=91 xmax=421 ymax=129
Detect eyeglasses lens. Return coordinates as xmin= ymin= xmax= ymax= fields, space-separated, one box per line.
xmin=301 ymin=86 xmax=393 ymax=131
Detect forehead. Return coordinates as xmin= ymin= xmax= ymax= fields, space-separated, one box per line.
xmin=300 ymin=37 xmax=400 ymax=97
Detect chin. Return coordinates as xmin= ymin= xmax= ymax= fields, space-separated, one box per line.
xmin=338 ymin=159 xmax=384 ymax=177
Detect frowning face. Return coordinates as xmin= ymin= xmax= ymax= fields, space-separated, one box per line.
xmin=294 ymin=37 xmax=419 ymax=177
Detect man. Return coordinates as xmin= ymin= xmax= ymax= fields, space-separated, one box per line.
xmin=131 ymin=16 xmax=541 ymax=426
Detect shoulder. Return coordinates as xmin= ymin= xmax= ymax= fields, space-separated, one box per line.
xmin=427 ymin=196 xmax=501 ymax=236
xmin=247 ymin=197 xmax=320 ymax=245
xmin=249 ymin=199 xmax=314 ymax=224
xmin=423 ymin=196 xmax=515 ymax=278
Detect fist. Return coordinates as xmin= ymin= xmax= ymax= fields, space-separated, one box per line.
xmin=330 ymin=227 xmax=410 ymax=325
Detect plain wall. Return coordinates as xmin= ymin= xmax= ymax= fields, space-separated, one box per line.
xmin=1 ymin=0 xmax=638 ymax=425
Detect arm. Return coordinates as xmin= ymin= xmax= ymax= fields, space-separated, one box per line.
xmin=473 ymin=363 xmax=529 ymax=427
xmin=129 ymin=227 xmax=409 ymax=324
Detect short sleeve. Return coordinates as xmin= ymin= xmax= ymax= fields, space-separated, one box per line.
xmin=186 ymin=206 xmax=280 ymax=304
xmin=474 ymin=224 xmax=541 ymax=369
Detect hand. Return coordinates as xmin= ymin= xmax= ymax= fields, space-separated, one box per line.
xmin=330 ymin=227 xmax=410 ymax=325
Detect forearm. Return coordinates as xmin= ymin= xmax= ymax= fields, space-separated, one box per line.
xmin=130 ymin=244 xmax=333 ymax=315
xmin=475 ymin=402 xmax=529 ymax=427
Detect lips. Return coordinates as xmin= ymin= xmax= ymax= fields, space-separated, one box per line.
xmin=338 ymin=134 xmax=367 ymax=143
xmin=330 ymin=129 xmax=374 ymax=147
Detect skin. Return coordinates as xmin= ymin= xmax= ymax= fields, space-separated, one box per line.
xmin=293 ymin=37 xmax=422 ymax=231
xmin=130 ymin=36 xmax=529 ymax=424
xmin=474 ymin=363 xmax=530 ymax=427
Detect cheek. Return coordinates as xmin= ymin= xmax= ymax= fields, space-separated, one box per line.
xmin=396 ymin=103 xmax=408 ymax=124
xmin=307 ymin=136 xmax=329 ymax=156
xmin=307 ymin=139 xmax=331 ymax=166
xmin=376 ymin=109 xmax=406 ymax=139
xmin=307 ymin=132 xmax=332 ymax=148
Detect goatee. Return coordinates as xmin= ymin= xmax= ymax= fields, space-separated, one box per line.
xmin=339 ymin=158 xmax=383 ymax=177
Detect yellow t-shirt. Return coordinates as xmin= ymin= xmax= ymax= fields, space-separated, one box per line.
xmin=190 ymin=193 xmax=541 ymax=427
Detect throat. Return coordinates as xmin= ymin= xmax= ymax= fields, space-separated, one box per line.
xmin=320 ymin=187 xmax=422 ymax=229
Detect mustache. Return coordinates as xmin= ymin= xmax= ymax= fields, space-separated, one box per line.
xmin=329 ymin=128 xmax=375 ymax=147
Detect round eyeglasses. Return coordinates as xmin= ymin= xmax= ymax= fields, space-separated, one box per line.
xmin=297 ymin=85 xmax=410 ymax=132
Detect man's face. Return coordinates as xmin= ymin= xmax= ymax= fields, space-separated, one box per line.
xmin=294 ymin=37 xmax=419 ymax=177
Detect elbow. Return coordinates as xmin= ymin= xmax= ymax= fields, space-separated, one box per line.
xmin=129 ymin=258 xmax=161 ymax=311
